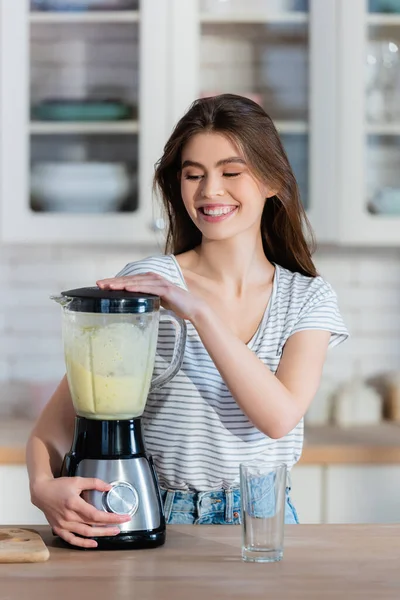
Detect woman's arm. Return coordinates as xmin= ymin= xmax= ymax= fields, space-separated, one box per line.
xmin=26 ymin=375 xmax=76 ymax=493
xmin=97 ymin=272 xmax=331 ymax=439
xmin=26 ymin=375 xmax=131 ymax=548
xmin=193 ymin=308 xmax=330 ymax=438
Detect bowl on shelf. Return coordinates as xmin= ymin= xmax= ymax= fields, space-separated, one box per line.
xmin=367 ymin=187 xmax=400 ymax=215
xmin=30 ymin=0 xmax=138 ymax=11
xmin=30 ymin=162 xmax=133 ymax=213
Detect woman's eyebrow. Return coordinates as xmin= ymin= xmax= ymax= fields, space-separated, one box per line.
xmin=181 ymin=157 xmax=246 ymax=169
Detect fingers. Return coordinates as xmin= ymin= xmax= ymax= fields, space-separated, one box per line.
xmin=54 ymin=522 xmax=122 ymax=548
xmin=76 ymin=477 xmax=112 ymax=493
xmin=96 ymin=273 xmax=167 ymax=290
xmin=74 ymin=496 xmax=131 ymax=525
xmin=53 ymin=526 xmax=98 ymax=549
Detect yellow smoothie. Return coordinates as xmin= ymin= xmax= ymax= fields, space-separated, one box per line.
xmin=66 ymin=358 xmax=152 ymax=420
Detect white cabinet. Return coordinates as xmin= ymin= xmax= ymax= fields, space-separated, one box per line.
xmin=169 ymin=0 xmax=340 ymax=244
xmin=1 ymin=0 xmax=399 ymax=245
xmin=326 ymin=465 xmax=400 ymax=523
xmin=0 ymin=0 xmax=168 ymax=244
xmin=170 ymin=0 xmax=400 ymax=246
xmin=0 ymin=466 xmax=47 ymax=525
xmin=290 ymin=465 xmax=324 ymax=524
xmin=0 ymin=0 xmax=340 ymax=245
xmin=291 ymin=464 xmax=400 ymax=524
xmin=338 ymin=0 xmax=400 ymax=245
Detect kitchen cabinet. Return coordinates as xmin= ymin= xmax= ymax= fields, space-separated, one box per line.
xmin=0 ymin=0 xmax=340 ymax=244
xmin=292 ymin=462 xmax=400 ymax=524
xmin=0 ymin=466 xmax=46 ymax=525
xmin=169 ymin=0 xmax=339 ymax=244
xmin=338 ymin=0 xmax=400 ymax=245
xmin=326 ymin=465 xmax=400 ymax=523
xmin=3 ymin=464 xmax=400 ymax=526
xmin=1 ymin=0 xmax=400 ymax=245
xmin=0 ymin=0 xmax=168 ymax=244
xmin=289 ymin=465 xmax=324 ymax=524
xmin=170 ymin=0 xmax=400 ymax=246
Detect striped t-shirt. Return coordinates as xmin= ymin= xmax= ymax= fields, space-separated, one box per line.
xmin=117 ymin=254 xmax=348 ymax=491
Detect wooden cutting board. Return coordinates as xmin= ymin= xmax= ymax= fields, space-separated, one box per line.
xmin=0 ymin=528 xmax=50 ymax=563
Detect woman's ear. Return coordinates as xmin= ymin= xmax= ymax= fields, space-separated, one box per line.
xmin=261 ymin=179 xmax=279 ymax=199
xmin=265 ymin=185 xmax=279 ymax=199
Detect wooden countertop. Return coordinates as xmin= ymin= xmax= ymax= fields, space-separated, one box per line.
xmin=1 ymin=419 xmax=400 ymax=465
xmin=1 ymin=524 xmax=399 ymax=599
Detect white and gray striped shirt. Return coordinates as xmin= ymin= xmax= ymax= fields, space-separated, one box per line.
xmin=117 ymin=254 xmax=348 ymax=491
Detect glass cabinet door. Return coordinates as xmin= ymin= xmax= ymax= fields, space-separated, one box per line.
xmin=366 ymin=0 xmax=400 ymax=220
xmin=199 ymin=0 xmax=310 ymax=207
xmin=29 ymin=1 xmax=140 ymax=216
xmin=0 ymin=0 xmax=168 ymax=243
xmin=338 ymin=0 xmax=400 ymax=244
xmin=169 ymin=0 xmax=339 ymax=242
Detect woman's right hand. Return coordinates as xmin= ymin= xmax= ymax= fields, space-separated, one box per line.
xmin=31 ymin=476 xmax=131 ymax=548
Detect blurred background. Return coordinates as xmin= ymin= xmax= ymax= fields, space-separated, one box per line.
xmin=0 ymin=0 xmax=400 ymax=526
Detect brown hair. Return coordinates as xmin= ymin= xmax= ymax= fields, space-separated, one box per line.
xmin=154 ymin=93 xmax=317 ymax=277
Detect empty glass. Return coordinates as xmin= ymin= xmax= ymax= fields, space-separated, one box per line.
xmin=240 ymin=461 xmax=287 ymax=563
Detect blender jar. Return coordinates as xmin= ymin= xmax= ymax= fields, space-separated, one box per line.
xmin=52 ymin=287 xmax=186 ymax=420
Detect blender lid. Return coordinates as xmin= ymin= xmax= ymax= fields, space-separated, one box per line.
xmin=61 ymin=287 xmax=160 ymax=314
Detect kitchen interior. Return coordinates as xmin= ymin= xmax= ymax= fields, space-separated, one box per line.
xmin=0 ymin=0 xmax=400 ymax=532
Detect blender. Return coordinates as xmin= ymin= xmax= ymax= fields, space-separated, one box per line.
xmin=52 ymin=287 xmax=186 ymax=549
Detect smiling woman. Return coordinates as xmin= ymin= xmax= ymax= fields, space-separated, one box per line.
xmin=179 ymin=133 xmax=272 ymax=235
xmin=154 ymin=93 xmax=315 ymax=276
xmin=26 ymin=94 xmax=348 ymax=544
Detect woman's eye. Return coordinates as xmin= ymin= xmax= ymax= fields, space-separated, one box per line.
xmin=223 ymin=172 xmax=240 ymax=178
xmin=184 ymin=174 xmax=203 ymax=181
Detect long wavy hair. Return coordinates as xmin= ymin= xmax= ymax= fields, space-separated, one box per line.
xmin=154 ymin=93 xmax=317 ymax=277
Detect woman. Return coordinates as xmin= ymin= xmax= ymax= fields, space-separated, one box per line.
xmin=26 ymin=94 xmax=348 ymax=548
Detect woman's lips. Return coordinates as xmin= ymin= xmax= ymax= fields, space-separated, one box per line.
xmin=197 ymin=205 xmax=238 ymax=223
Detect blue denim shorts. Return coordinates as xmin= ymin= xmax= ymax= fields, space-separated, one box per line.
xmin=160 ymin=486 xmax=299 ymax=525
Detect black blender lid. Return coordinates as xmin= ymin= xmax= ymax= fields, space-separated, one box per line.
xmin=62 ymin=286 xmax=158 ymax=301
xmin=61 ymin=287 xmax=160 ymax=314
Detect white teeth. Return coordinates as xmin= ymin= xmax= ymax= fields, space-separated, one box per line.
xmin=202 ymin=206 xmax=236 ymax=216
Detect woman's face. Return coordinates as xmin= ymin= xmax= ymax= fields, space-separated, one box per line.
xmin=180 ymin=132 xmax=275 ymax=242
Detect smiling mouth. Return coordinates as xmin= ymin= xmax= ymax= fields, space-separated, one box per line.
xmin=199 ymin=206 xmax=237 ymax=216
xmin=197 ymin=205 xmax=238 ymax=223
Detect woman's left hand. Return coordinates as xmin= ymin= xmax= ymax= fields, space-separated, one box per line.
xmin=96 ymin=272 xmax=205 ymax=322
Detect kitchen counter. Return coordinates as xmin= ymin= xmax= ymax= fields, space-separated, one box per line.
xmin=0 ymin=524 xmax=399 ymax=599
xmin=2 ymin=419 xmax=400 ymax=465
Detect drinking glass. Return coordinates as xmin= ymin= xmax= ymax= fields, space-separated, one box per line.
xmin=240 ymin=461 xmax=287 ymax=563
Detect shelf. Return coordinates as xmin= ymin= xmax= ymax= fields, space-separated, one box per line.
xmin=200 ymin=11 xmax=308 ymax=25
xmin=275 ymin=120 xmax=308 ymax=134
xmin=366 ymin=123 xmax=400 ymax=135
xmin=367 ymin=13 xmax=400 ymax=26
xmin=29 ymin=120 xmax=139 ymax=135
xmin=27 ymin=120 xmax=306 ymax=136
xmin=29 ymin=10 xmax=139 ymax=24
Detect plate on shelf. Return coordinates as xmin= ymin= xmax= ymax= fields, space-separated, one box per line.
xmin=31 ymin=99 xmax=135 ymax=122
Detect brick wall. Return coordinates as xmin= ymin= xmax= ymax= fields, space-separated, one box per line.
xmin=0 ymin=243 xmax=399 ymax=419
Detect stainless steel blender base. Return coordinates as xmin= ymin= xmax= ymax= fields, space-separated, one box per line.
xmin=76 ymin=458 xmax=164 ymax=534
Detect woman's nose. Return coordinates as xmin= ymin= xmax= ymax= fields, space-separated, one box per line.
xmin=200 ymin=176 xmax=225 ymax=199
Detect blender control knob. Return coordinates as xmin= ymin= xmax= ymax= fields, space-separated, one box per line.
xmin=103 ymin=482 xmax=139 ymax=516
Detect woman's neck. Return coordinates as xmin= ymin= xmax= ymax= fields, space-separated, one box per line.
xmin=186 ymin=234 xmax=274 ymax=296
